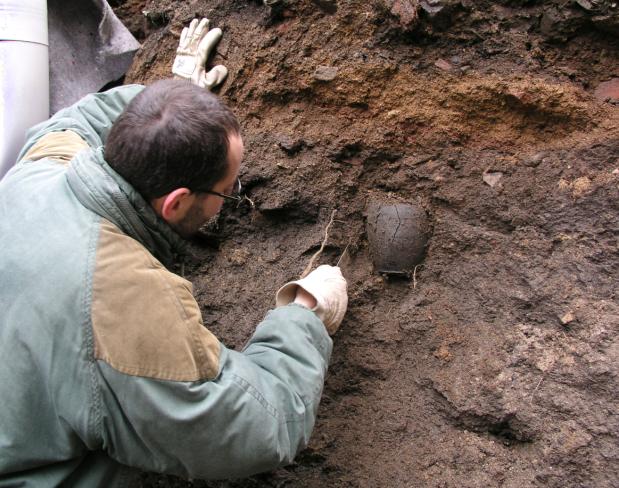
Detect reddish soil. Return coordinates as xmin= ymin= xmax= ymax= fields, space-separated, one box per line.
xmin=113 ymin=1 xmax=619 ymax=486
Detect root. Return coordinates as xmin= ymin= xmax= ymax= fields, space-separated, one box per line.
xmin=336 ymin=244 xmax=350 ymax=267
xmin=413 ymin=264 xmax=423 ymax=289
xmin=300 ymin=209 xmax=337 ymax=278
xmin=241 ymin=195 xmax=255 ymax=208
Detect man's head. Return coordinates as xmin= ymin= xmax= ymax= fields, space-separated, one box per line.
xmin=105 ymin=79 xmax=243 ymax=237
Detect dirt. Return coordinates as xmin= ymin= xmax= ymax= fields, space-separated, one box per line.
xmin=112 ymin=1 xmax=619 ymax=486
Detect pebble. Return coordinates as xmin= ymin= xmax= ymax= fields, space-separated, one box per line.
xmin=389 ymin=0 xmax=419 ymax=28
xmin=227 ymin=248 xmax=250 ymax=266
xmin=434 ymin=59 xmax=453 ymax=71
xmin=313 ymin=65 xmax=338 ymax=81
xmin=560 ymin=311 xmax=576 ymax=325
xmin=276 ymin=135 xmax=304 ymax=155
xmin=420 ymin=0 xmax=444 ymax=15
xmin=483 ymin=171 xmax=503 ymax=187
xmin=575 ymin=0 xmax=594 ymax=10
xmin=525 ymin=152 xmax=546 ymax=167
xmin=594 ymin=78 xmax=619 ymax=103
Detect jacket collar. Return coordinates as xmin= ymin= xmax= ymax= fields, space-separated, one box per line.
xmin=66 ymin=147 xmax=188 ymax=267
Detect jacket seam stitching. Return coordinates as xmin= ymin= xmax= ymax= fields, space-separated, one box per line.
xmin=230 ymin=372 xmax=305 ymax=424
xmin=85 ymin=215 xmax=103 ymax=446
xmin=230 ymin=373 xmax=279 ymax=420
xmin=132 ymin=238 xmax=216 ymax=380
xmin=94 ymin=356 xmax=206 ymax=382
xmin=154 ymin=263 xmax=213 ymax=378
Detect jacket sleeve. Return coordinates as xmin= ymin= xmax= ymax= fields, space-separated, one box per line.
xmin=16 ymin=84 xmax=144 ymax=163
xmin=94 ymin=304 xmax=332 ymax=480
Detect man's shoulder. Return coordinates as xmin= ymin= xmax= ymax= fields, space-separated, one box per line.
xmin=91 ymin=219 xmax=221 ymax=382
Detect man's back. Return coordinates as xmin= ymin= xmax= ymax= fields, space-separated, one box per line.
xmin=0 ymin=157 xmax=134 ymax=486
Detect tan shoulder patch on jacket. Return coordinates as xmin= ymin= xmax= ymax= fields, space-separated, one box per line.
xmin=20 ymin=130 xmax=88 ymax=164
xmin=91 ymin=220 xmax=221 ymax=381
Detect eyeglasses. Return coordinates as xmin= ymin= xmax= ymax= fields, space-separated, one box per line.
xmin=197 ymin=178 xmax=243 ymax=203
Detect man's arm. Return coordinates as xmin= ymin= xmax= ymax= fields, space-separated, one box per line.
xmin=78 ymin=223 xmax=340 ymax=479
xmin=96 ymin=305 xmax=332 ymax=479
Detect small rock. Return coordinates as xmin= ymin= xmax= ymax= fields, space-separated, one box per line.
xmin=558 ymin=178 xmax=571 ymax=190
xmin=142 ymin=10 xmax=169 ymax=28
xmin=612 ymin=168 xmax=619 ymax=175
xmin=594 ymin=78 xmax=619 ymax=103
xmin=394 ymin=419 xmax=409 ymax=432
xmin=389 ymin=0 xmax=419 ymax=29
xmin=227 ymin=248 xmax=251 ymax=266
xmin=313 ymin=65 xmax=338 ymax=81
xmin=525 ymin=152 xmax=546 ymax=167
xmin=575 ymin=0 xmax=594 ymax=10
xmin=276 ymin=135 xmax=305 ymax=155
xmin=483 ymin=171 xmax=503 ymax=187
xmin=434 ymin=344 xmax=452 ymax=361
xmin=571 ymin=176 xmax=592 ymax=197
xmin=434 ymin=59 xmax=453 ymax=71
xmin=420 ymin=0 xmax=444 ymax=15
xmin=560 ymin=311 xmax=576 ymax=325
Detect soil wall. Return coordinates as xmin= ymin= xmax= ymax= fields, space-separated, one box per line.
xmin=113 ymin=1 xmax=619 ymax=486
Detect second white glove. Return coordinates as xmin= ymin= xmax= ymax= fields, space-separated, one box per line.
xmin=172 ymin=18 xmax=228 ymax=90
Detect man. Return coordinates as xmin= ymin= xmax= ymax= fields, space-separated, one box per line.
xmin=0 ymin=18 xmax=347 ymax=486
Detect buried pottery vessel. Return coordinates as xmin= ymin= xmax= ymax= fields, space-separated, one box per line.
xmin=366 ymin=201 xmax=430 ymax=276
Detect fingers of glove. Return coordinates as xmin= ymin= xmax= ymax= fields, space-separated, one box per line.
xmin=191 ymin=18 xmax=209 ymax=47
xmin=297 ymin=267 xmax=347 ymax=310
xmin=202 ymin=65 xmax=228 ymax=90
xmin=302 ymin=266 xmax=347 ymax=334
xmin=322 ymin=290 xmax=348 ymax=334
xmin=303 ymin=265 xmax=347 ymax=290
xmin=301 ymin=281 xmax=347 ymax=334
xmin=197 ymin=27 xmax=223 ymax=63
xmin=311 ymin=264 xmax=344 ymax=277
xmin=179 ymin=26 xmax=190 ymax=48
xmin=185 ymin=19 xmax=199 ymax=45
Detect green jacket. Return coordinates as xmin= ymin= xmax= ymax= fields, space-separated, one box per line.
xmin=0 ymin=85 xmax=332 ymax=486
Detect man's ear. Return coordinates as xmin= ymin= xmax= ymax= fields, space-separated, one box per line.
xmin=158 ymin=188 xmax=192 ymax=224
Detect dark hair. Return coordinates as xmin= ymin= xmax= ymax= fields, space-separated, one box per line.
xmin=105 ymin=79 xmax=240 ymax=200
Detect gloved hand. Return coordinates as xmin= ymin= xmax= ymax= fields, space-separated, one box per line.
xmin=276 ymin=265 xmax=348 ymax=335
xmin=172 ymin=18 xmax=228 ymax=90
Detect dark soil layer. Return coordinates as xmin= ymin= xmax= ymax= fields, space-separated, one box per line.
xmin=114 ymin=1 xmax=619 ymax=486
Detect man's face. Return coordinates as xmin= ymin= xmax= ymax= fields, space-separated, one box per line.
xmin=170 ymin=133 xmax=244 ymax=238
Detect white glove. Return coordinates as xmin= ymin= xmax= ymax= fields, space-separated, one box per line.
xmin=276 ymin=265 xmax=348 ymax=335
xmin=172 ymin=18 xmax=228 ymax=90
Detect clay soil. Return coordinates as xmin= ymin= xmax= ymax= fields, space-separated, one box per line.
xmin=113 ymin=1 xmax=618 ymax=486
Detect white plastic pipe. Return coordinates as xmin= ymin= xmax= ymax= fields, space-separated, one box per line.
xmin=0 ymin=0 xmax=49 ymax=179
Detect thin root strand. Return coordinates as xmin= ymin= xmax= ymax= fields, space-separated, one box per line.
xmin=301 ymin=209 xmax=337 ymax=278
